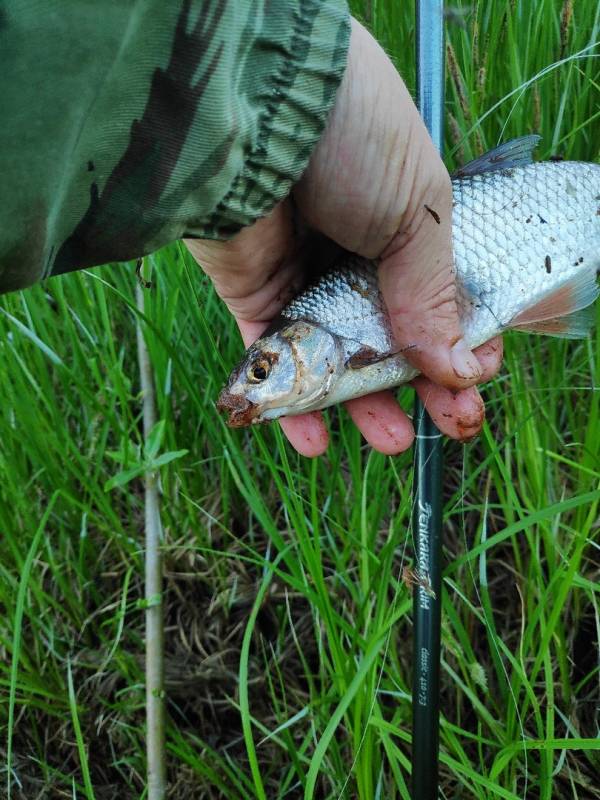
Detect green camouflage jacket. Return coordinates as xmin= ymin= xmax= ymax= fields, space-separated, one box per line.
xmin=0 ymin=0 xmax=349 ymax=293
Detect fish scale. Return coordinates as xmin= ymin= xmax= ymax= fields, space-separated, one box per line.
xmin=282 ymin=255 xmax=392 ymax=358
xmin=454 ymin=160 xmax=600 ymax=346
xmin=219 ymin=137 xmax=600 ymax=426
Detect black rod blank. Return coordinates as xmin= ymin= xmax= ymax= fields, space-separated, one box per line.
xmin=412 ymin=1 xmax=445 ymax=798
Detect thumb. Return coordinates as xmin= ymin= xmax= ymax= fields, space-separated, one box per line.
xmin=293 ymin=17 xmax=481 ymax=391
xmin=378 ymin=132 xmax=482 ymax=389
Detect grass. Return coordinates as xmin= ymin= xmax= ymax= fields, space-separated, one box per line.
xmin=1 ymin=0 xmax=599 ymax=797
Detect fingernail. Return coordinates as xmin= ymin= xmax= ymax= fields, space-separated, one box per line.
xmin=450 ymin=341 xmax=483 ymax=382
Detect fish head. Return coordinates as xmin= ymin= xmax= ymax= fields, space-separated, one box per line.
xmin=218 ymin=320 xmax=343 ymax=426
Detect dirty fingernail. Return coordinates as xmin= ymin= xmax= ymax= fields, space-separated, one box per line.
xmin=450 ymin=341 xmax=483 ymax=382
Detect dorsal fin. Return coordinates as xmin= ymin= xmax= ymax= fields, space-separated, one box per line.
xmin=452 ymin=135 xmax=542 ymax=179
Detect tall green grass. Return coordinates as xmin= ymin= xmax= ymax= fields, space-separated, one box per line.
xmin=1 ymin=1 xmax=599 ymax=797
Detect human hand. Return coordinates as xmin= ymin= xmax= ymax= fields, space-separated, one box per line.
xmin=186 ymin=18 xmax=502 ymax=457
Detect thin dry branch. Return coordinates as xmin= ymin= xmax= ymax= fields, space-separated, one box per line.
xmin=136 ymin=274 xmax=166 ymax=800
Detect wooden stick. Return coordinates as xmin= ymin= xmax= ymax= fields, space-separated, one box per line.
xmin=136 ymin=270 xmax=166 ymax=800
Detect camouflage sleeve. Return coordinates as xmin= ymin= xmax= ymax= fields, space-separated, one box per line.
xmin=0 ymin=0 xmax=350 ymax=293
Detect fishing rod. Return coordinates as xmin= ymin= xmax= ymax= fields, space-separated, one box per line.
xmin=411 ymin=1 xmax=445 ymax=798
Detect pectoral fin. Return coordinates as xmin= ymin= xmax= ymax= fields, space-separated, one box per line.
xmin=345 ymin=345 xmax=388 ymax=369
xmin=509 ymin=267 xmax=599 ymax=339
xmin=511 ymin=307 xmax=596 ymax=339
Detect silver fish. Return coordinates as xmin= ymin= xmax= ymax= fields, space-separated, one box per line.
xmin=218 ymin=136 xmax=600 ymax=426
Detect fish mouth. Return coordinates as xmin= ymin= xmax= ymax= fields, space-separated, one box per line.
xmin=217 ymin=389 xmax=260 ymax=427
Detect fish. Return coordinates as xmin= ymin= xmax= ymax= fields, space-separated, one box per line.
xmin=218 ymin=136 xmax=600 ymax=427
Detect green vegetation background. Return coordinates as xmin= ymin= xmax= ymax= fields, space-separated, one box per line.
xmin=1 ymin=1 xmax=599 ymax=797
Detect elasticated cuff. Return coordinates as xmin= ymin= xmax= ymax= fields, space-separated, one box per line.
xmin=203 ymin=0 xmax=350 ymax=238
xmin=0 ymin=1 xmax=351 ymax=291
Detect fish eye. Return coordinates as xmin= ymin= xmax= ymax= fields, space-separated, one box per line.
xmin=248 ymin=358 xmax=271 ymax=383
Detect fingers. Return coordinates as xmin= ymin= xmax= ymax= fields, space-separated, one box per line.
xmin=235 ymin=319 xmax=271 ymax=349
xmin=231 ymin=320 xmax=502 ymax=454
xmin=472 ymin=336 xmax=504 ymax=381
xmin=279 ymin=414 xmax=329 ymax=458
xmin=283 ymin=391 xmax=415 ymax=458
xmin=412 ymin=381 xmax=485 ymax=442
xmin=219 ymin=334 xmax=501 ymax=455
xmin=345 ymin=392 xmax=415 ymax=454
xmin=346 ymin=337 xmax=502 ymax=451
xmin=411 ymin=336 xmax=503 ymax=441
